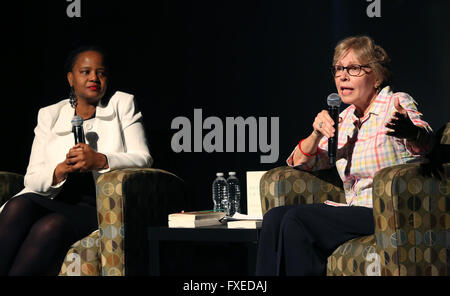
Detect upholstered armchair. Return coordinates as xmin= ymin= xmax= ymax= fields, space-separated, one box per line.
xmin=259 ymin=123 xmax=449 ymax=276
xmin=0 ymin=168 xmax=188 ymax=276
xmin=59 ymin=168 xmax=188 ymax=276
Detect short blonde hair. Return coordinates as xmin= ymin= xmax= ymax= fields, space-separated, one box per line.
xmin=333 ymin=35 xmax=392 ymax=90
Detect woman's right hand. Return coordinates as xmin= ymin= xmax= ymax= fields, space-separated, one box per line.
xmin=52 ymin=158 xmax=76 ymax=186
xmin=312 ymin=110 xmax=338 ymax=139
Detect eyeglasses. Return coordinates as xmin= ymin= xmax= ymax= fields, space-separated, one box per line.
xmin=331 ymin=63 xmax=373 ymax=77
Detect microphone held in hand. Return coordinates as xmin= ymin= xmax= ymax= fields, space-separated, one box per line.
xmin=71 ymin=115 xmax=85 ymax=144
xmin=327 ymin=93 xmax=341 ymax=166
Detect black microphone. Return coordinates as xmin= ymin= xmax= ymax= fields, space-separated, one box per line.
xmin=327 ymin=93 xmax=341 ymax=166
xmin=71 ymin=115 xmax=85 ymax=144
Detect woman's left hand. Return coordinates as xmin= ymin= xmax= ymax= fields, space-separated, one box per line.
xmin=385 ymin=97 xmax=420 ymax=141
xmin=66 ymin=143 xmax=108 ymax=172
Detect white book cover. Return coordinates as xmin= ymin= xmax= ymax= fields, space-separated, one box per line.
xmin=246 ymin=171 xmax=267 ymax=218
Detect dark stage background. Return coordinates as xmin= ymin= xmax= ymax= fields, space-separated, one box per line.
xmin=1 ymin=0 xmax=449 ymax=213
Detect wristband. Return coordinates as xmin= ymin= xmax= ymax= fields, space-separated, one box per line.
xmin=298 ymin=139 xmax=318 ymax=157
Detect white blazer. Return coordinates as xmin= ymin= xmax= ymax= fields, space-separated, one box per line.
xmin=12 ymin=91 xmax=152 ymax=200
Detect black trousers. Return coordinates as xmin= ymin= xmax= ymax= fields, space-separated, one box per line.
xmin=255 ymin=203 xmax=374 ymax=276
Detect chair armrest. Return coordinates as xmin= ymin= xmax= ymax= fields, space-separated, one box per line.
xmin=0 ymin=172 xmax=24 ymax=206
xmin=372 ymin=163 xmax=449 ymax=276
xmin=95 ymin=168 xmax=188 ymax=276
xmin=259 ymin=166 xmax=345 ymax=215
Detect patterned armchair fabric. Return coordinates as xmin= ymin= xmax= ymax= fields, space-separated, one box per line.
xmin=371 ymin=163 xmax=449 ymax=275
xmin=259 ymin=123 xmax=450 ymax=276
xmin=441 ymin=123 xmax=450 ymax=145
xmin=259 ymin=166 xmax=346 ymax=214
xmin=60 ymin=168 xmax=188 ymax=276
xmin=59 ymin=230 xmax=101 ymax=276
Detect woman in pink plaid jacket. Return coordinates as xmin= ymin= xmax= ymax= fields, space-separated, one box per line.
xmin=256 ymin=35 xmax=433 ymax=276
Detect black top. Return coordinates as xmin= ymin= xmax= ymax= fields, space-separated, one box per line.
xmin=24 ymin=171 xmax=98 ymax=237
xmin=55 ymin=171 xmax=97 ymax=207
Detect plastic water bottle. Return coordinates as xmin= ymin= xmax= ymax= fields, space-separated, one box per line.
xmin=212 ymin=172 xmax=229 ymax=213
xmin=226 ymin=172 xmax=241 ymax=216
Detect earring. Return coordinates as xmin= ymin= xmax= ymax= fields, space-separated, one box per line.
xmin=69 ymin=86 xmax=77 ymax=108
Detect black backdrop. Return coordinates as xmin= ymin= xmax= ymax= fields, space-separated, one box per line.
xmin=1 ymin=0 xmax=449 ymax=212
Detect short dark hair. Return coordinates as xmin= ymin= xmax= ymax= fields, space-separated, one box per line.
xmin=64 ymin=45 xmax=109 ymax=73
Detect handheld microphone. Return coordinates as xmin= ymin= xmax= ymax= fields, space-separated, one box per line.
xmin=71 ymin=115 xmax=85 ymax=144
xmin=327 ymin=93 xmax=341 ymax=166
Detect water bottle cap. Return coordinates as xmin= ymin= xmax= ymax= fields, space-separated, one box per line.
xmin=228 ymin=172 xmax=236 ymax=175
xmin=216 ymin=172 xmax=224 ymax=177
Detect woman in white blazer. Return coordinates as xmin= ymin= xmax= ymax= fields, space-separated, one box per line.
xmin=0 ymin=46 xmax=152 ymax=275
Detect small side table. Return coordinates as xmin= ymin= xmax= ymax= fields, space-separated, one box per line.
xmin=148 ymin=226 xmax=261 ymax=275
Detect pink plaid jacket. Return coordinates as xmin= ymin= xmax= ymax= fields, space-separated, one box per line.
xmin=287 ymin=86 xmax=433 ymax=208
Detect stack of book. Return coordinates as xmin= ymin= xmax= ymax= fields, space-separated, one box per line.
xmin=168 ymin=210 xmax=226 ymax=228
xmin=227 ymin=220 xmax=262 ymax=229
xmin=226 ymin=213 xmax=263 ymax=229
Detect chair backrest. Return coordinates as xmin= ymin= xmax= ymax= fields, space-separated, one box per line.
xmin=0 ymin=172 xmax=24 ymax=206
xmin=420 ymin=123 xmax=450 ymax=179
xmin=440 ymin=122 xmax=450 ymax=146
xmin=438 ymin=123 xmax=450 ymax=163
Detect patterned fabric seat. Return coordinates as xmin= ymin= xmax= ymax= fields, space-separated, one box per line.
xmin=59 ymin=230 xmax=101 ymax=276
xmin=59 ymin=168 xmax=188 ymax=276
xmin=259 ymin=123 xmax=449 ymax=276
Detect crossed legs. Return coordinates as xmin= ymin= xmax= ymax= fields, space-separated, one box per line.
xmin=255 ymin=203 xmax=374 ymax=276
xmin=0 ymin=195 xmax=78 ymax=275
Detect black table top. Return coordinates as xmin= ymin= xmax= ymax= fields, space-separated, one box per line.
xmin=148 ymin=225 xmax=261 ymax=242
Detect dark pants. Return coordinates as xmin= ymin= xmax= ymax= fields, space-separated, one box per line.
xmin=255 ymin=203 xmax=374 ymax=276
